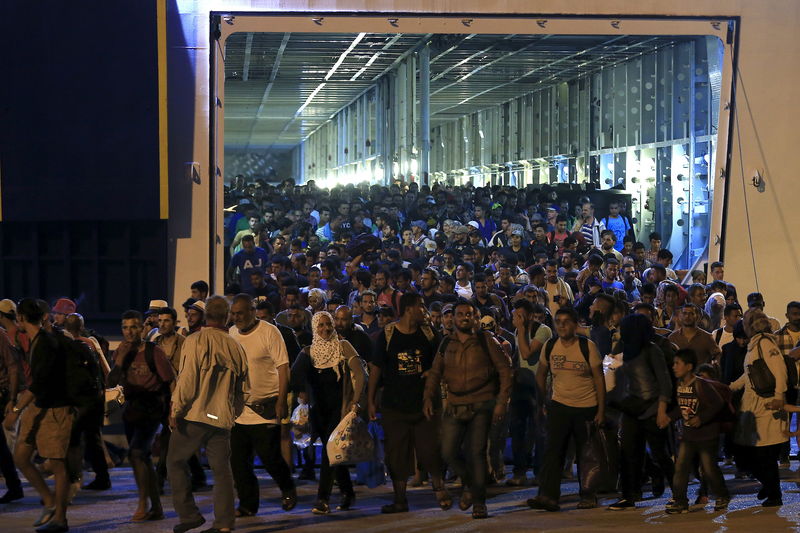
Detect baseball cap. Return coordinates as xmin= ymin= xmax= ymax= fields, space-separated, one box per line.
xmin=0 ymin=299 xmax=16 ymax=316
xmin=411 ymin=220 xmax=428 ymax=231
xmin=467 ymin=220 xmax=480 ymax=230
xmin=442 ymin=304 xmax=454 ymax=315
xmin=52 ymin=298 xmax=76 ymax=315
xmin=511 ymin=229 xmax=524 ymax=237
xmin=455 ymin=225 xmax=470 ymax=235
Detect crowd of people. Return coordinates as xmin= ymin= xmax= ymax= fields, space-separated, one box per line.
xmin=1 ymin=177 xmax=800 ymax=532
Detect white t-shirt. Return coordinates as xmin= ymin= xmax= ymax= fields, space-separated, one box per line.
xmin=455 ymin=281 xmax=474 ymax=299
xmin=229 ymin=320 xmax=289 ymax=425
xmin=545 ymin=282 xmax=562 ymax=317
xmin=712 ymin=327 xmax=735 ymax=349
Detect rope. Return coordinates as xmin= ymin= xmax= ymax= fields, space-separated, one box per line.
xmin=733 ymin=71 xmax=759 ymax=292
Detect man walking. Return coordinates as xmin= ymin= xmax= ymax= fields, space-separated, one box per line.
xmin=228 ymin=294 xmax=296 ymax=516
xmin=368 ymin=293 xmax=449 ymax=513
xmin=3 ymin=299 xmax=75 ymax=532
xmin=527 ymin=307 xmax=605 ymax=512
xmin=168 ymin=296 xmax=248 ymax=533
xmin=423 ymin=299 xmax=512 ymax=519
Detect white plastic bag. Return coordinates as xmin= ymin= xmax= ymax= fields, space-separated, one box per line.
xmin=603 ymin=353 xmax=624 ymax=393
xmin=290 ymin=403 xmax=311 ymax=449
xmin=326 ymin=409 xmax=374 ymax=466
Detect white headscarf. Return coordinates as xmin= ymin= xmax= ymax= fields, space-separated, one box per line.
xmin=310 ymin=311 xmax=343 ymax=380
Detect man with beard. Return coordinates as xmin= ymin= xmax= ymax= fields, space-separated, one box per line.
xmin=423 ymin=300 xmax=512 ymax=519
xmin=179 ymin=299 xmax=205 ymax=337
xmin=334 ymin=306 xmax=373 ymax=364
xmin=596 ymin=230 xmax=623 ymax=264
xmin=353 ymin=291 xmax=380 ymax=336
xmin=621 ymin=263 xmax=641 ymax=303
xmin=575 ymin=202 xmax=605 ymax=248
xmin=368 ymin=293 xmax=448 ymax=513
xmin=544 ymin=260 xmax=574 ymax=318
xmin=418 ymin=268 xmax=442 ymax=308
xmin=668 ymin=305 xmax=721 ymax=366
xmin=374 ymin=269 xmax=402 ymax=316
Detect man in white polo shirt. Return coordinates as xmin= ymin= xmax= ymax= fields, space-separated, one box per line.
xmin=228 ymin=293 xmax=296 ymax=516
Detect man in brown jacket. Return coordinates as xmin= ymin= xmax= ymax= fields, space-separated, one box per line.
xmin=423 ymin=299 xmax=512 ymax=519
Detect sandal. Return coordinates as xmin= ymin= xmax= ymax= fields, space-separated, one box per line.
xmin=33 ymin=506 xmax=55 ymax=527
xmin=434 ymin=488 xmax=453 ymax=510
xmin=131 ymin=510 xmax=149 ymax=522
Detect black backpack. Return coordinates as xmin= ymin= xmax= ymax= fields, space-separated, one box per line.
xmin=542 ymin=335 xmax=592 ymax=366
xmin=51 ymin=333 xmax=102 ymax=409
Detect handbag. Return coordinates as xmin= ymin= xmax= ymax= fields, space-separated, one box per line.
xmin=747 ymin=340 xmax=776 ymax=398
xmin=104 ymin=385 xmax=125 ymax=417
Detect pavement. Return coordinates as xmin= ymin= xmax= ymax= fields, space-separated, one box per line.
xmin=4 ymin=463 xmax=800 ymax=533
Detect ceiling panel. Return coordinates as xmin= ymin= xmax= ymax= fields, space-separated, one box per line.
xmin=223 ymin=32 xmax=686 ymax=149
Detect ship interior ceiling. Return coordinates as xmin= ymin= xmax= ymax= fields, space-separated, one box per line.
xmin=222 ymin=30 xmax=724 ymax=271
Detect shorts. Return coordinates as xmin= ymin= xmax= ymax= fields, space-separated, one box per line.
xmin=124 ymin=418 xmax=162 ymax=457
xmin=18 ymin=405 xmax=76 ymax=460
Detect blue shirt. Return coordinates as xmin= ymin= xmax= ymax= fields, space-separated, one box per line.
xmin=601 ymin=280 xmax=624 ymax=291
xmin=602 ymin=215 xmax=630 ymax=252
xmin=230 ymin=247 xmax=269 ymax=290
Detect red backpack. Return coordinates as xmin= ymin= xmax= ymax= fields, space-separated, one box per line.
xmin=697 ymin=377 xmax=736 ymax=433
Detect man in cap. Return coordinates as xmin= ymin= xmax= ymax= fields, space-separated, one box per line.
xmin=51 ymin=298 xmax=77 ymax=329
xmin=180 ymin=299 xmax=206 ymax=337
xmin=747 ymin=292 xmax=781 ymax=332
xmin=144 ymin=300 xmax=169 ymax=341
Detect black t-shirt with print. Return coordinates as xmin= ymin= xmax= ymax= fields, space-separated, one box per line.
xmin=373 ymin=327 xmax=439 ymax=414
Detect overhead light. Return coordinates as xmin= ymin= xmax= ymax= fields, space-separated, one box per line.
xmin=296 ymin=83 xmax=326 ymax=115
xmin=325 ymin=33 xmax=366 ymax=81
xmin=350 ymin=51 xmax=382 ymax=81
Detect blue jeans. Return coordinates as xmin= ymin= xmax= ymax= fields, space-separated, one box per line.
xmin=672 ymin=437 xmax=729 ymax=506
xmin=509 ymin=390 xmax=545 ymax=476
xmin=440 ymin=400 xmax=494 ymax=503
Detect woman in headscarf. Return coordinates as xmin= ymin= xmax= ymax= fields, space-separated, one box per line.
xmin=731 ymin=309 xmax=787 ymax=507
xmin=607 ymin=313 xmax=674 ymax=510
xmin=290 ymin=311 xmax=367 ymax=515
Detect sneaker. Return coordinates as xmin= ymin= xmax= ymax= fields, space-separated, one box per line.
xmin=527 ymin=496 xmax=560 ymax=512
xmin=762 ymin=497 xmax=783 ymax=507
xmin=714 ymin=497 xmax=731 ymax=511
xmin=82 ymin=478 xmax=111 ymax=491
xmin=665 ymin=503 xmax=689 ymax=514
xmin=281 ymin=489 xmax=297 ymax=511
xmin=0 ymin=489 xmax=24 ymax=503
xmin=472 ymin=503 xmax=488 ymax=519
xmin=337 ymin=493 xmax=355 ymax=511
xmin=577 ymin=499 xmax=597 ymax=509
xmin=311 ymin=500 xmax=330 ymax=515
xmin=505 ymin=475 xmax=527 ymax=487
xmin=608 ymin=498 xmax=636 ymax=510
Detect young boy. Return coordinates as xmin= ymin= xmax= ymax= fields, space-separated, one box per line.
xmin=666 ymin=349 xmax=731 ymax=514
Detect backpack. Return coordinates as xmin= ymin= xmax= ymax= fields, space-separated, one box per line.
xmin=384 ymin=322 xmax=435 ymax=348
xmin=51 ymin=333 xmax=102 ymax=409
xmin=542 ymin=335 xmax=592 ymax=367
xmin=696 ymin=377 xmax=736 ymax=433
